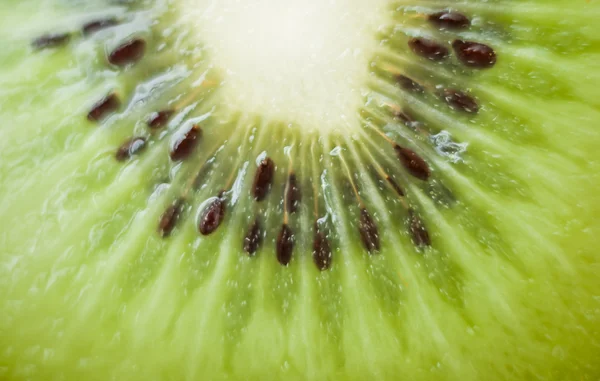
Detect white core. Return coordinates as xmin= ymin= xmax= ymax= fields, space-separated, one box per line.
xmin=179 ymin=0 xmax=389 ymax=132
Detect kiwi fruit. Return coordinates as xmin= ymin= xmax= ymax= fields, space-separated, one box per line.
xmin=1 ymin=0 xmax=599 ymax=380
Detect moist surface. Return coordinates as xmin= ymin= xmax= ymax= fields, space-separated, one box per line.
xmin=0 ymin=0 xmax=599 ymax=380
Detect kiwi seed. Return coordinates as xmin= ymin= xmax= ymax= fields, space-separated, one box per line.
xmin=285 ymin=172 xmax=301 ymax=214
xmin=198 ymin=194 xmax=226 ymax=236
xmin=394 ymin=145 xmax=431 ymax=181
xmin=452 ymin=40 xmax=497 ymax=68
xmin=170 ymin=124 xmax=201 ymax=161
xmin=276 ymin=223 xmax=294 ymax=265
xmin=385 ymin=176 xmax=405 ymax=197
xmin=440 ymin=88 xmax=480 ymax=114
xmin=82 ymin=18 xmax=119 ymax=36
xmin=243 ymin=218 xmax=262 ymax=255
xmin=395 ymin=75 xmax=424 ymax=93
xmin=147 ymin=110 xmax=175 ymax=129
xmin=158 ymin=199 xmax=185 ymax=238
xmin=252 ymin=157 xmax=275 ymax=201
xmin=428 ymin=11 xmax=471 ymax=30
xmin=358 ymin=208 xmax=380 ymax=253
xmin=115 ymin=137 xmax=147 ymax=161
xmin=108 ymin=38 xmax=146 ymax=67
xmin=408 ymin=209 xmax=431 ymax=247
xmin=312 ymin=223 xmax=333 ymax=271
xmin=31 ymin=32 xmax=70 ymax=49
xmin=3 ymin=1 xmax=599 ymax=379
xmin=87 ymin=93 xmax=120 ymax=122
xmin=408 ymin=37 xmax=449 ymax=61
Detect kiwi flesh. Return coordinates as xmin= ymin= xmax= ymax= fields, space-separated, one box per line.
xmin=0 ymin=0 xmax=599 ymax=380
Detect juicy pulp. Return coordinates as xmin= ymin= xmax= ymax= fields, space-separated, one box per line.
xmin=0 ymin=0 xmax=599 ymax=380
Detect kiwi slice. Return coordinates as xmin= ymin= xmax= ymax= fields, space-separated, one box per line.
xmin=1 ymin=0 xmax=599 ymax=380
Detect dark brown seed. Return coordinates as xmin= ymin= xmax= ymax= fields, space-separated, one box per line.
xmin=108 ymin=38 xmax=146 ymax=67
xmin=87 ymin=93 xmax=120 ymax=122
xmin=276 ymin=224 xmax=294 ymax=266
xmin=158 ymin=199 xmax=184 ymax=237
xmin=394 ymin=145 xmax=431 ymax=181
xmin=243 ymin=219 xmax=262 ymax=255
xmin=82 ymin=18 xmax=118 ymax=36
xmin=408 ymin=37 xmax=449 ymax=61
xmin=147 ymin=110 xmax=174 ymax=129
xmin=386 ymin=176 xmax=405 ymax=197
xmin=170 ymin=125 xmax=201 ymax=161
xmin=313 ymin=224 xmax=332 ymax=271
xmin=408 ymin=210 xmax=431 ymax=247
xmin=198 ymin=196 xmax=226 ymax=235
xmin=395 ymin=112 xmax=413 ymax=124
xmin=394 ymin=110 xmax=419 ymax=128
xmin=395 ymin=75 xmax=424 ymax=93
xmin=115 ymin=137 xmax=146 ymax=161
xmin=32 ymin=33 xmax=70 ymax=50
xmin=253 ymin=158 xmax=275 ymax=201
xmin=286 ymin=173 xmax=301 ymax=214
xmin=428 ymin=11 xmax=470 ymax=30
xmin=359 ymin=208 xmax=380 ymax=253
xmin=440 ymin=89 xmax=479 ymax=114
xmin=452 ymin=40 xmax=497 ymax=69
xmin=396 ymin=112 xmax=423 ymax=132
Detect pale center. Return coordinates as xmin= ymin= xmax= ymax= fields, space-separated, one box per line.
xmin=179 ymin=0 xmax=389 ymax=132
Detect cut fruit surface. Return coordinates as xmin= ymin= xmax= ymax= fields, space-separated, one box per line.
xmin=0 ymin=0 xmax=600 ymax=380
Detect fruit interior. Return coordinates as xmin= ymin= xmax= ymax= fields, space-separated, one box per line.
xmin=0 ymin=0 xmax=599 ymax=380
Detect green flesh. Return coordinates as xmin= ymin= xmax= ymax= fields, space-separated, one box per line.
xmin=1 ymin=0 xmax=600 ymax=380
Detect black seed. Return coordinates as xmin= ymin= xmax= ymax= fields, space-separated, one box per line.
xmin=82 ymin=18 xmax=118 ymax=36
xmin=394 ymin=110 xmax=421 ymax=131
xmin=198 ymin=195 xmax=226 ymax=236
xmin=32 ymin=33 xmax=70 ymax=50
xmin=452 ymin=40 xmax=497 ymax=69
xmin=253 ymin=158 xmax=275 ymax=201
xmin=394 ymin=110 xmax=415 ymax=124
xmin=395 ymin=75 xmax=424 ymax=93
xmin=394 ymin=145 xmax=431 ymax=181
xmin=108 ymin=38 xmax=146 ymax=67
xmin=313 ymin=223 xmax=332 ymax=271
xmin=286 ymin=173 xmax=301 ymax=214
xmin=386 ymin=176 xmax=405 ymax=197
xmin=408 ymin=210 xmax=431 ymax=247
xmin=158 ymin=199 xmax=184 ymax=237
xmin=276 ymin=224 xmax=294 ymax=266
xmin=359 ymin=208 xmax=380 ymax=253
xmin=170 ymin=125 xmax=201 ymax=161
xmin=428 ymin=11 xmax=470 ymax=30
xmin=408 ymin=37 xmax=449 ymax=61
xmin=147 ymin=110 xmax=174 ymax=129
xmin=87 ymin=93 xmax=120 ymax=122
xmin=115 ymin=136 xmax=146 ymax=161
xmin=243 ymin=219 xmax=262 ymax=255
xmin=440 ymin=89 xmax=479 ymax=114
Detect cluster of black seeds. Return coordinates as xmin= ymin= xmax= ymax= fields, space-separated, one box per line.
xmin=395 ymin=74 xmax=480 ymax=115
xmin=32 ymin=17 xmax=121 ymax=50
xmin=28 ymin=7 xmax=496 ymax=272
xmin=377 ymin=9 xmax=500 ymax=179
xmin=409 ymin=11 xmax=497 ymax=70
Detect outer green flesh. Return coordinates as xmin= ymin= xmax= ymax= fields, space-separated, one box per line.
xmin=1 ymin=0 xmax=599 ymax=380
